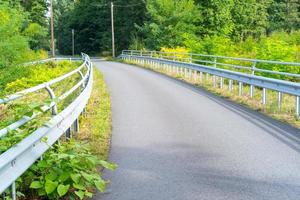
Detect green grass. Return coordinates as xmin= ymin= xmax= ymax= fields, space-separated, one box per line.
xmin=124 ymin=59 xmax=300 ymax=129
xmin=78 ymin=67 xmax=112 ymax=160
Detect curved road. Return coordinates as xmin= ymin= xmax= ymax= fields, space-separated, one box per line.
xmin=93 ymin=61 xmax=300 ymax=200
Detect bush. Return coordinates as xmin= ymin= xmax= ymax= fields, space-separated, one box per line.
xmin=23 ymin=140 xmax=116 ymax=200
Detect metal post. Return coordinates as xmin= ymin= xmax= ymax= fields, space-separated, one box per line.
xmin=229 ymin=80 xmax=233 ymax=92
xmin=239 ymin=82 xmax=243 ymax=96
xmin=74 ymin=118 xmax=80 ymax=133
xmin=11 ymin=182 xmax=16 ymax=200
xmin=194 ymin=70 xmax=197 ymax=82
xmin=65 ymin=128 xmax=71 ymax=139
xmin=111 ymin=2 xmax=115 ymax=58
xmin=200 ymin=72 xmax=203 ymax=83
xmin=213 ymin=57 xmax=217 ymax=87
xmin=250 ymin=61 xmax=256 ymax=98
xmin=296 ymin=96 xmax=300 ymax=118
xmin=262 ymin=88 xmax=267 ymax=105
xmin=45 ymin=85 xmax=58 ymax=115
xmin=250 ymin=85 xmax=255 ymax=98
xmin=220 ymin=77 xmax=224 ymax=89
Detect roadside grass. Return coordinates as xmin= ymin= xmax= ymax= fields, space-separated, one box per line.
xmin=123 ymin=60 xmax=300 ymax=129
xmin=78 ymin=67 xmax=112 ymax=160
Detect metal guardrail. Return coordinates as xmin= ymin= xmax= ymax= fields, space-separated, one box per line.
xmin=0 ymin=53 xmax=93 ymax=199
xmin=122 ymin=50 xmax=300 ymax=79
xmin=121 ymin=50 xmax=300 ymax=118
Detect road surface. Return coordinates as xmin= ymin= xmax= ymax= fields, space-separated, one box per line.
xmin=93 ymin=61 xmax=300 ymax=200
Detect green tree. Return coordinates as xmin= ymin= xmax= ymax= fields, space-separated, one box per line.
xmin=267 ymin=0 xmax=300 ymax=33
xmin=231 ymin=0 xmax=271 ymax=40
xmin=138 ymin=0 xmax=201 ymax=49
xmin=0 ymin=3 xmax=30 ymax=67
xmin=195 ymin=0 xmax=234 ymax=36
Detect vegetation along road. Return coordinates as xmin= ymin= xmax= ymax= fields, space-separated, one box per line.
xmin=93 ymin=61 xmax=300 ymax=200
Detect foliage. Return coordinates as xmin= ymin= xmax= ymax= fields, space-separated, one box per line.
xmin=0 ymin=2 xmax=48 ymax=69
xmin=55 ymin=0 xmax=146 ymax=55
xmin=137 ymin=0 xmax=201 ymax=49
xmin=267 ymin=0 xmax=300 ymax=33
xmin=0 ymin=61 xmax=79 ymax=96
xmin=23 ymin=140 xmax=116 ymax=199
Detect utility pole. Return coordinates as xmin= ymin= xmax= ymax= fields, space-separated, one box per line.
xmin=72 ymin=29 xmax=75 ymax=56
xmin=50 ymin=0 xmax=55 ymax=57
xmin=111 ymin=2 xmax=115 ymax=58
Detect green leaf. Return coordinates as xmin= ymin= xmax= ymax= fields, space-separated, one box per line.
xmin=45 ymin=180 xmax=58 ymax=194
xmin=45 ymin=171 xmax=57 ymax=181
xmin=94 ymin=179 xmax=106 ymax=192
xmin=73 ymin=183 xmax=85 ymax=190
xmin=75 ymin=190 xmax=85 ymax=200
xmin=30 ymin=181 xmax=43 ymax=189
xmin=85 ymin=191 xmax=93 ymax=198
xmin=99 ymin=160 xmax=117 ymax=171
xmin=57 ymin=184 xmax=70 ymax=197
xmin=58 ymin=172 xmax=70 ymax=182
xmin=81 ymin=172 xmax=94 ymax=182
xmin=70 ymin=173 xmax=81 ymax=183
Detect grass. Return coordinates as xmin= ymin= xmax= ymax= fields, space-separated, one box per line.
xmin=77 ymin=67 xmax=112 ymax=160
xmin=123 ymin=59 xmax=300 ymax=129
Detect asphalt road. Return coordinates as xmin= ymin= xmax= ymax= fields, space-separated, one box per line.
xmin=93 ymin=61 xmax=300 ymax=200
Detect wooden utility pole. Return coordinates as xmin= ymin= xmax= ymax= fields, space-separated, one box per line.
xmin=111 ymin=2 xmax=115 ymax=58
xmin=50 ymin=0 xmax=55 ymax=57
xmin=72 ymin=29 xmax=75 ymax=56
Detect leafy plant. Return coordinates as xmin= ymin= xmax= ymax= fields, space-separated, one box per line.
xmin=24 ymin=140 xmax=116 ymax=199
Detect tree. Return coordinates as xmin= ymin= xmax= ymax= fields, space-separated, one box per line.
xmin=195 ymin=0 xmax=234 ymax=36
xmin=0 ymin=3 xmax=31 ymax=67
xmin=55 ymin=0 xmax=146 ymax=55
xmin=268 ymin=0 xmax=300 ymax=33
xmin=231 ymin=0 xmax=271 ymax=40
xmin=138 ymin=0 xmax=201 ymax=49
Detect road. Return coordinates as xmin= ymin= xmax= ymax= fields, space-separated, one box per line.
xmin=93 ymin=61 xmax=300 ymax=200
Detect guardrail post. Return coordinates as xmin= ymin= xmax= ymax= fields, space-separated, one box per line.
xmin=74 ymin=118 xmax=80 ymax=133
xmin=262 ymin=88 xmax=267 ymax=105
xmin=220 ymin=77 xmax=224 ymax=89
xmin=11 ymin=181 xmax=16 ymax=200
xmin=239 ymin=82 xmax=243 ymax=96
xmin=276 ymin=92 xmax=282 ymax=110
xmin=296 ymin=96 xmax=300 ymax=118
xmin=250 ymin=61 xmax=256 ymax=98
xmin=200 ymin=72 xmax=203 ymax=83
xmin=45 ymin=85 xmax=58 ymax=115
xmin=213 ymin=58 xmax=217 ymax=87
xmin=193 ymin=70 xmax=197 ymax=82
xmin=229 ymin=80 xmax=233 ymax=92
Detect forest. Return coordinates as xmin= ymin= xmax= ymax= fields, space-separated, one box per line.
xmin=0 ymin=0 xmax=299 ymax=67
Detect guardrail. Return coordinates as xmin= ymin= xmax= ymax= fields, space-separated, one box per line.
xmin=121 ymin=50 xmax=300 ymax=118
xmin=0 ymin=53 xmax=93 ymax=199
xmin=122 ymin=50 xmax=300 ymax=80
